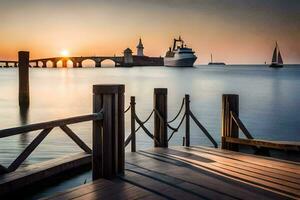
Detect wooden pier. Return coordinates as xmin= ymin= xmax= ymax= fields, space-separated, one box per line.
xmin=44 ymin=146 xmax=300 ymax=200
xmin=0 ymin=81 xmax=299 ymax=199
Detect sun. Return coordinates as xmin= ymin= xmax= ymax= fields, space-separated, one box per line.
xmin=60 ymin=49 xmax=70 ymax=57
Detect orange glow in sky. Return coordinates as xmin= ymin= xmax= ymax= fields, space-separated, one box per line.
xmin=0 ymin=0 xmax=299 ymax=64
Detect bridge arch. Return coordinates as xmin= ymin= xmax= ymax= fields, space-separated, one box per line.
xmin=38 ymin=61 xmax=44 ymax=67
xmin=66 ymin=60 xmax=74 ymax=68
xmin=100 ymin=58 xmax=116 ymax=68
xmin=56 ymin=60 xmax=63 ymax=68
xmin=82 ymin=59 xmax=96 ymax=68
xmin=46 ymin=60 xmax=54 ymax=68
xmin=54 ymin=59 xmax=74 ymax=68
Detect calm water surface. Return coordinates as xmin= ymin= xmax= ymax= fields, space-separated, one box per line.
xmin=0 ymin=65 xmax=300 ymax=168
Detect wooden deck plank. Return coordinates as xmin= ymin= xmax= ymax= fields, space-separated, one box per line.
xmin=183 ymin=147 xmax=300 ymax=182
xmin=157 ymin=148 xmax=300 ymax=190
xmin=144 ymin=148 xmax=299 ymax=198
xmin=194 ymin=146 xmax=300 ymax=171
xmin=44 ymin=179 xmax=116 ymax=200
xmin=2 ymin=146 xmax=300 ymax=200
xmin=132 ymin=151 xmax=288 ymax=200
xmin=0 ymin=153 xmax=91 ymax=196
xmin=125 ymin=163 xmax=237 ymax=200
xmin=122 ymin=171 xmax=203 ymax=200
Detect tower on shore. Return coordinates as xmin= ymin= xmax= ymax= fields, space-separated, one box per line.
xmin=124 ymin=48 xmax=133 ymax=66
xmin=136 ymin=38 xmax=144 ymax=56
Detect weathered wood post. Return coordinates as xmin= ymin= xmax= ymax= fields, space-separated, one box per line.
xmin=130 ymin=96 xmax=136 ymax=152
xmin=18 ymin=51 xmax=30 ymax=107
xmin=92 ymin=84 xmax=125 ymax=180
xmin=154 ymin=88 xmax=168 ymax=147
xmin=185 ymin=94 xmax=190 ymax=147
xmin=222 ymin=94 xmax=239 ymax=151
xmin=117 ymin=85 xmax=125 ymax=174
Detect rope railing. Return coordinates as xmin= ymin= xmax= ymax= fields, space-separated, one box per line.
xmin=168 ymin=114 xmax=186 ymax=141
xmin=167 ymin=98 xmax=185 ymax=123
xmin=135 ymin=110 xmax=155 ymax=133
xmin=124 ymin=110 xmax=155 ymax=148
xmin=124 ymin=105 xmax=131 ymax=114
xmin=134 ymin=112 xmax=159 ymax=144
xmin=125 ymin=93 xmax=218 ymax=152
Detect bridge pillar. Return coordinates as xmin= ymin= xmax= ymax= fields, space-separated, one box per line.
xmin=14 ymin=62 xmax=18 ymax=68
xmin=53 ymin=61 xmax=57 ymax=68
xmin=73 ymin=61 xmax=77 ymax=68
xmin=77 ymin=61 xmax=82 ymax=68
xmin=95 ymin=61 xmax=101 ymax=68
xmin=35 ymin=61 xmax=39 ymax=68
xmin=42 ymin=61 xmax=47 ymax=68
xmin=5 ymin=62 xmax=9 ymax=68
xmin=62 ymin=60 xmax=67 ymax=68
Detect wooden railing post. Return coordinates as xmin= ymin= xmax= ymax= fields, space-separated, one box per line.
xmin=130 ymin=96 xmax=136 ymax=152
xmin=222 ymin=94 xmax=239 ymax=151
xmin=185 ymin=94 xmax=190 ymax=147
xmin=18 ymin=51 xmax=30 ymax=107
xmin=92 ymin=84 xmax=125 ymax=180
xmin=117 ymin=85 xmax=125 ymax=174
xmin=154 ymin=88 xmax=168 ymax=147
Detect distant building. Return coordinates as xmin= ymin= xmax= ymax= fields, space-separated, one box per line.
xmin=123 ymin=48 xmax=133 ymax=66
xmin=136 ymin=38 xmax=144 ymax=56
xmin=120 ymin=38 xmax=163 ymax=67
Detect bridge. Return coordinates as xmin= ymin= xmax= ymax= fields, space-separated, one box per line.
xmin=0 ymin=55 xmax=163 ymax=68
xmin=29 ymin=56 xmax=125 ymax=68
xmin=0 ymin=39 xmax=164 ymax=68
xmin=0 ymin=56 xmax=125 ymax=68
xmin=0 ymin=60 xmax=18 ymax=68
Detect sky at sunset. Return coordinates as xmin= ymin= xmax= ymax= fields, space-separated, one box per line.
xmin=0 ymin=0 xmax=299 ymax=64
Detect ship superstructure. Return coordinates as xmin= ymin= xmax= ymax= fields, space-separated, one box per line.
xmin=164 ymin=37 xmax=197 ymax=67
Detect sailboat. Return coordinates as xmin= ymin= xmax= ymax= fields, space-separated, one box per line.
xmin=269 ymin=42 xmax=283 ymax=68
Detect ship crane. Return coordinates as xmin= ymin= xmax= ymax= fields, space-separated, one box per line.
xmin=173 ymin=36 xmax=184 ymax=51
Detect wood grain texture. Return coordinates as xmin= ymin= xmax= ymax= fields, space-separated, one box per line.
xmin=0 ymin=153 xmax=91 ymax=196
xmin=43 ymin=146 xmax=299 ymax=200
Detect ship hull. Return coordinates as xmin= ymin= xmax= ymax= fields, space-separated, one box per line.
xmin=164 ymin=57 xmax=197 ymax=67
xmin=208 ymin=62 xmax=226 ymax=66
xmin=269 ymin=63 xmax=283 ymax=68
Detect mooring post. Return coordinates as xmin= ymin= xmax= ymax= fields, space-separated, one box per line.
xmin=154 ymin=88 xmax=168 ymax=147
xmin=18 ymin=51 xmax=30 ymax=107
xmin=92 ymin=84 xmax=125 ymax=180
xmin=222 ymin=94 xmax=239 ymax=151
xmin=130 ymin=96 xmax=136 ymax=152
xmin=185 ymin=94 xmax=190 ymax=147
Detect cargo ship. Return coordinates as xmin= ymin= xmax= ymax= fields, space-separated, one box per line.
xmin=164 ymin=37 xmax=197 ymax=67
